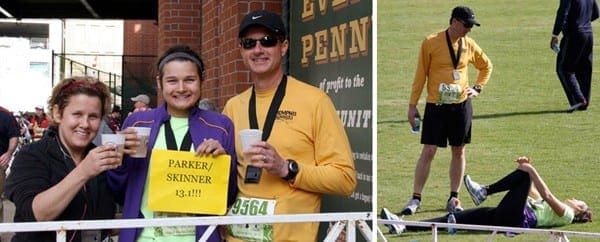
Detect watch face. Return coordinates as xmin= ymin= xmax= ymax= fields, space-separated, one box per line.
xmin=284 ymin=159 xmax=299 ymax=181
xmin=288 ymin=160 xmax=299 ymax=173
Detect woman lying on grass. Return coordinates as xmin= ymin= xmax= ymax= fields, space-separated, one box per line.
xmin=382 ymin=156 xmax=592 ymax=234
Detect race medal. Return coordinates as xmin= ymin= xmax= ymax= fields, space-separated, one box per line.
xmin=453 ymin=70 xmax=461 ymax=80
xmin=445 ymin=29 xmax=463 ymax=81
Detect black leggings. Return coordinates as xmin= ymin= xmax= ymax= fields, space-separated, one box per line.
xmin=407 ymin=169 xmax=531 ymax=231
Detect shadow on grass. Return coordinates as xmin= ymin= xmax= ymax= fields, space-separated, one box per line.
xmin=378 ymin=109 xmax=568 ymax=124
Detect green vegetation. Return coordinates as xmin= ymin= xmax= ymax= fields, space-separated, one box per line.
xmin=377 ymin=0 xmax=600 ymax=241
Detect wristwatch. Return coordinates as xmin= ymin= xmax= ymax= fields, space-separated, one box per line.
xmin=283 ymin=159 xmax=299 ymax=181
xmin=472 ymin=85 xmax=482 ymax=93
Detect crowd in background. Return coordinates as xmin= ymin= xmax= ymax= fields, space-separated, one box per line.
xmin=8 ymin=93 xmax=218 ymax=151
xmin=10 ymin=104 xmax=123 ymax=148
xmin=11 ymin=106 xmax=50 ymax=146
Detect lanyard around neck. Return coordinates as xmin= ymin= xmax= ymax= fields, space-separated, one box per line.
xmin=445 ymin=29 xmax=463 ymax=69
xmin=164 ymin=119 xmax=192 ymax=151
xmin=248 ymin=75 xmax=287 ymax=141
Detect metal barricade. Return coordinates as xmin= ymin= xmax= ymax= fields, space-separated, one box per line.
xmin=0 ymin=212 xmax=373 ymax=242
xmin=378 ymin=218 xmax=600 ymax=242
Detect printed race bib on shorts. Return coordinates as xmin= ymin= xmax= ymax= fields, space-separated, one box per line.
xmin=227 ymin=197 xmax=276 ymax=242
xmin=147 ymin=149 xmax=231 ymax=215
xmin=438 ymin=83 xmax=462 ymax=104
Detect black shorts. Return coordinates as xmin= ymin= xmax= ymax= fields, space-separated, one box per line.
xmin=421 ymin=99 xmax=472 ymax=147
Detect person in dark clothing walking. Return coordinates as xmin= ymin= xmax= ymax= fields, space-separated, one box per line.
xmin=0 ymin=105 xmax=20 ymax=226
xmin=551 ymin=0 xmax=599 ymax=112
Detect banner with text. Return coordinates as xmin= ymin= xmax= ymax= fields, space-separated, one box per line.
xmin=288 ymin=0 xmax=373 ymax=237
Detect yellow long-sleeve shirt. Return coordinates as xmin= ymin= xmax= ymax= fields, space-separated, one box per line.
xmin=409 ymin=29 xmax=493 ymax=105
xmin=223 ymin=76 xmax=357 ymax=241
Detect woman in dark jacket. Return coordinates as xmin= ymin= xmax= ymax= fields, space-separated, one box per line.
xmin=6 ymin=76 xmax=128 ymax=242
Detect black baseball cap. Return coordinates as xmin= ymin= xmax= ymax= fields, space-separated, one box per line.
xmin=451 ymin=6 xmax=480 ymax=27
xmin=238 ymin=10 xmax=286 ymax=38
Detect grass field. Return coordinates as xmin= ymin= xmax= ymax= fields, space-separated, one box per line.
xmin=377 ymin=0 xmax=600 ymax=241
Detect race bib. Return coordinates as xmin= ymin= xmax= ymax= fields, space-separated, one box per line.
xmin=227 ymin=197 xmax=276 ymax=242
xmin=438 ymin=83 xmax=462 ymax=104
xmin=152 ymin=212 xmax=195 ymax=237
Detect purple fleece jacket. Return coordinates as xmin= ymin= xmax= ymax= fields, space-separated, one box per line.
xmin=107 ymin=104 xmax=238 ymax=242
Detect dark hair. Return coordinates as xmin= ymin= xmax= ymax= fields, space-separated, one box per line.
xmin=156 ymin=44 xmax=205 ymax=85
xmin=112 ymin=105 xmax=121 ymax=113
xmin=574 ymin=208 xmax=593 ymax=223
xmin=48 ymin=76 xmax=111 ymax=125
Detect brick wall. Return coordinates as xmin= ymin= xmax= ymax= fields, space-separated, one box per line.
xmin=157 ymin=0 xmax=203 ymax=53
xmin=124 ymin=21 xmax=158 ymax=57
xmin=123 ymin=20 xmax=159 ymax=109
xmin=147 ymin=0 xmax=283 ymax=110
xmin=201 ymin=0 xmax=283 ymax=110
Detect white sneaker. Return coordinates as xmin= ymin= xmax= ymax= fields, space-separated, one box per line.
xmin=380 ymin=207 xmax=405 ymax=234
xmin=464 ymin=175 xmax=487 ymax=206
xmin=400 ymin=198 xmax=421 ymax=215
xmin=446 ymin=197 xmax=463 ymax=213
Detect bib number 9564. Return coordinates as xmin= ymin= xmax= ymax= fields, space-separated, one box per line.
xmin=230 ymin=198 xmax=269 ymax=215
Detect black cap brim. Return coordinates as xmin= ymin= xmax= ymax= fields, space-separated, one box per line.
xmin=238 ymin=10 xmax=286 ymax=38
xmin=468 ymin=19 xmax=481 ymax=26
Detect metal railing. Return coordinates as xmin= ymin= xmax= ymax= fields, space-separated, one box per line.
xmin=0 ymin=212 xmax=373 ymax=242
xmin=52 ymin=52 xmax=123 ymax=106
xmin=378 ymin=219 xmax=600 ymax=242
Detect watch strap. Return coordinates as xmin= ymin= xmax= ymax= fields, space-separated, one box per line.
xmin=283 ymin=159 xmax=298 ymax=181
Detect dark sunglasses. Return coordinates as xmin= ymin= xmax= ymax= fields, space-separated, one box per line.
xmin=240 ymin=35 xmax=279 ymax=49
xmin=458 ymin=19 xmax=474 ymax=28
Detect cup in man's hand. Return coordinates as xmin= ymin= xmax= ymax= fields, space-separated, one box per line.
xmin=239 ymin=129 xmax=262 ymax=152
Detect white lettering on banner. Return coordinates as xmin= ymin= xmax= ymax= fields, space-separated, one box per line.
xmin=337 ymin=109 xmax=372 ymax=128
xmin=349 ymin=191 xmax=372 ymax=204
xmin=350 ymin=172 xmax=372 ymax=205
xmin=319 ymin=73 xmax=365 ymax=94
xmin=356 ymin=172 xmax=371 ymax=182
xmin=352 ymin=151 xmax=372 ymax=161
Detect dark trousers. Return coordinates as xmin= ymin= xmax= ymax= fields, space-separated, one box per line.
xmin=556 ymin=31 xmax=594 ymax=107
xmin=407 ymin=170 xmax=531 ymax=231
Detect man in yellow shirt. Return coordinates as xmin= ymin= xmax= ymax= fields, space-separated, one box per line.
xmin=402 ymin=6 xmax=493 ymax=216
xmin=223 ymin=10 xmax=357 ymax=241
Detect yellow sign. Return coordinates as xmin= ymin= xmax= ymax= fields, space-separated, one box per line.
xmin=147 ymin=149 xmax=231 ymax=215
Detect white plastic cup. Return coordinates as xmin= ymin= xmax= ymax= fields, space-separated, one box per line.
xmin=101 ymin=133 xmax=126 ymax=153
xmin=131 ymin=127 xmax=151 ymax=158
xmin=239 ymin=129 xmax=262 ymax=151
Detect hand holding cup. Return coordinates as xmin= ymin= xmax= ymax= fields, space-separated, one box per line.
xmin=128 ymin=127 xmax=151 ymax=158
xmin=240 ymin=129 xmax=262 ymax=151
xmin=76 ymin=134 xmax=125 ymax=178
xmin=101 ymin=133 xmax=126 ymax=154
xmin=239 ymin=129 xmax=262 ymax=162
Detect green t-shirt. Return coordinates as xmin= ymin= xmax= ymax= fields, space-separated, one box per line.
xmin=137 ymin=117 xmax=196 ymax=242
xmin=527 ymin=197 xmax=574 ymax=228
